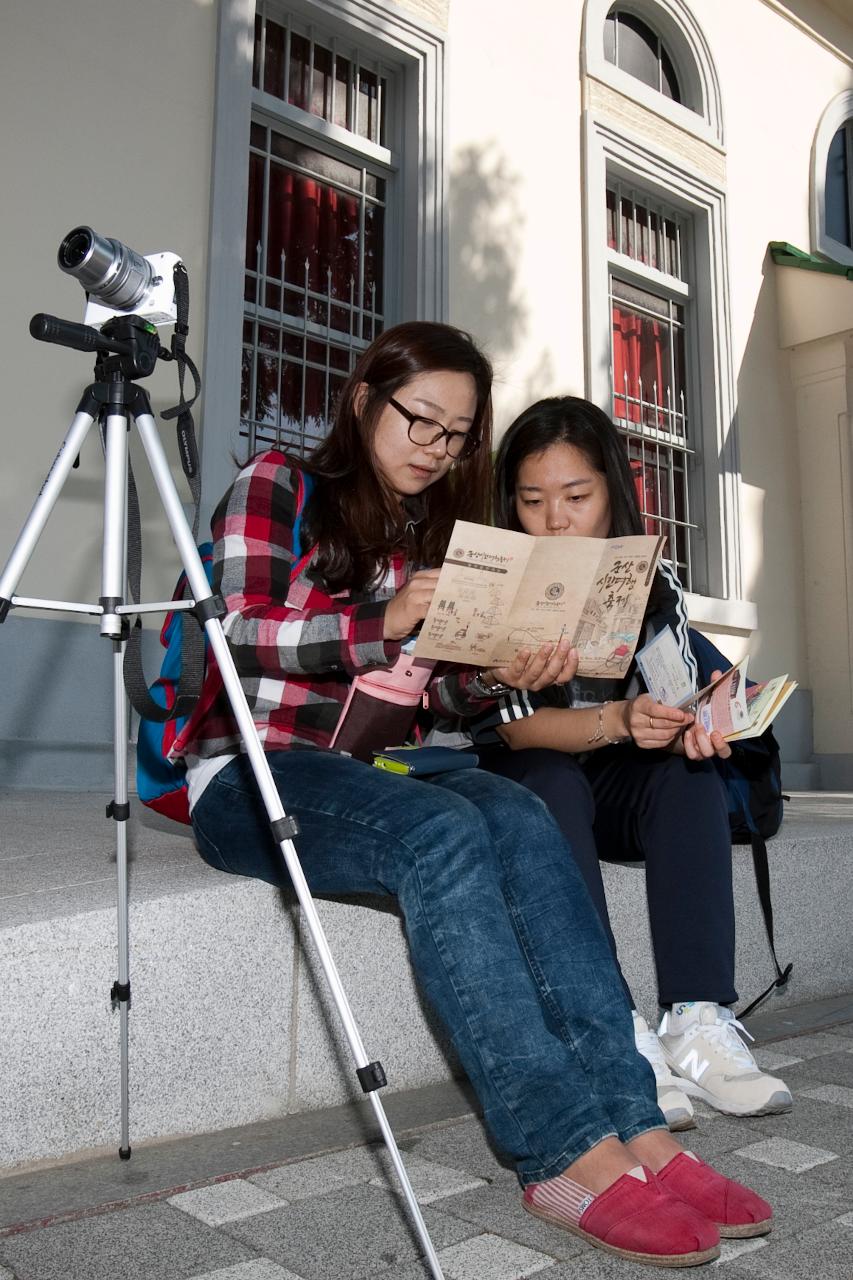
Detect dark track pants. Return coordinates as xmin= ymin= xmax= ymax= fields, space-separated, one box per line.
xmin=476 ymin=744 xmax=737 ymax=1008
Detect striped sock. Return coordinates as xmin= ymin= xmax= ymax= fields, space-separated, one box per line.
xmin=524 ymin=1165 xmax=647 ymax=1226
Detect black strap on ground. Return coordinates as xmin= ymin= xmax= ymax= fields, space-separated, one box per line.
xmin=738 ymin=832 xmax=794 ymax=1020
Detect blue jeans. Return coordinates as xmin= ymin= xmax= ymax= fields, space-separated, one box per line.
xmin=191 ymin=749 xmax=664 ymax=1185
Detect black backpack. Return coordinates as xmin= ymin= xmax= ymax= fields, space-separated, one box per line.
xmin=689 ymin=628 xmax=792 ymax=1018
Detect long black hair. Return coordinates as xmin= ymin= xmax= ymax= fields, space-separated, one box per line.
xmin=494 ymin=395 xmax=670 ymax=615
xmin=305 ymin=321 xmax=493 ymax=591
xmin=494 ymin=396 xmax=643 ymax=536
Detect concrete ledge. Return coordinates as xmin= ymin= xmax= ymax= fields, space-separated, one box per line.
xmin=2 ymin=790 xmax=852 ymax=1170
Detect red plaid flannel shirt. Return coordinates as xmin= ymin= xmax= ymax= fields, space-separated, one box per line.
xmin=172 ymin=450 xmax=492 ymax=760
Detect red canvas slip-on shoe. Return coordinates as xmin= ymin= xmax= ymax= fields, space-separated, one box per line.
xmin=656 ymin=1150 xmax=773 ymax=1239
xmin=522 ymin=1165 xmax=720 ymax=1267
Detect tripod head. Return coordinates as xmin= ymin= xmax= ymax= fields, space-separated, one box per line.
xmin=30 ymin=312 xmax=163 ymax=382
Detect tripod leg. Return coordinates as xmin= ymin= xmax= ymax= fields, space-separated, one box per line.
xmin=110 ymin=640 xmax=132 ymax=1159
xmin=101 ymin=410 xmax=133 ymax=1158
xmin=133 ymin=413 xmax=446 ymax=1280
xmin=0 ymin=411 xmax=96 ymax=611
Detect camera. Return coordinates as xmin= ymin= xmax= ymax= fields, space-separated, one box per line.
xmin=58 ymin=226 xmax=180 ymax=330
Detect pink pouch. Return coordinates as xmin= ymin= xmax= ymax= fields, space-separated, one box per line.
xmin=330 ymin=653 xmax=435 ymax=762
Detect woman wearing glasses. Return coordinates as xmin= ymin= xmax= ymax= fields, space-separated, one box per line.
xmin=174 ymin=323 xmax=771 ymax=1267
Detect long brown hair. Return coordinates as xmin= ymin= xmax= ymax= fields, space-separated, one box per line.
xmin=305 ymin=321 xmax=493 ymax=590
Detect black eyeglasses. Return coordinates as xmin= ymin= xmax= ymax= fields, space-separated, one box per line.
xmin=388 ymin=397 xmax=480 ymax=460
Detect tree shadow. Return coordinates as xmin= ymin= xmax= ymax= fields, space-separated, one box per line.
xmin=449 ymin=140 xmax=564 ymax=423
xmin=449 ymin=141 xmax=529 ymax=371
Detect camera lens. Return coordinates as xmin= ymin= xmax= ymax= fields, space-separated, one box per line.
xmin=60 ymin=229 xmax=91 ymax=270
xmin=58 ymin=226 xmax=154 ymax=311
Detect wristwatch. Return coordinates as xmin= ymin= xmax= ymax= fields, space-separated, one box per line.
xmin=469 ymin=670 xmax=512 ymax=699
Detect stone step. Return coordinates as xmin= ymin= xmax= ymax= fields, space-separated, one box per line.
xmin=2 ymin=789 xmax=851 ymax=1171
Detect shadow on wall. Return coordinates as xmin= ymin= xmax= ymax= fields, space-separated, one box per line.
xmin=449 ymin=142 xmax=528 ymax=372
xmin=448 ymin=140 xmax=558 ymax=424
xmin=732 ymin=252 xmax=805 ymax=678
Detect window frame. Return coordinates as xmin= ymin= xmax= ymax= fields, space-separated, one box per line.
xmin=606 ymin=183 xmax=697 ymax=587
xmin=583 ymin=117 xmax=756 ymax=633
xmin=812 ymin=89 xmax=853 ymax=268
xmin=605 ymin=8 xmax=682 ymax=104
xmin=582 ymin=0 xmax=754 ymax=632
xmin=583 ymin=0 xmax=724 ymax=148
xmin=199 ymin=0 xmax=447 ymax=523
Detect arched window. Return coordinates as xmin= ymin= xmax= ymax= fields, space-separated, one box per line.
xmin=604 ymin=8 xmax=681 ymax=103
xmin=584 ymin=0 xmax=722 ymax=140
xmin=812 ymin=91 xmax=853 ymax=266
xmin=583 ymin=2 xmax=750 ymax=621
xmin=825 ymin=119 xmax=852 ymax=251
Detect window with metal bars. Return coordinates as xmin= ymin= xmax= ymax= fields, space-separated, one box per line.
xmin=241 ymin=7 xmax=395 ymax=457
xmin=607 ymin=182 xmax=698 ymax=588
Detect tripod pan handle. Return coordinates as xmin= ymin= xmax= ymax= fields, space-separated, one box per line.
xmin=30 ymin=313 xmax=130 ymax=356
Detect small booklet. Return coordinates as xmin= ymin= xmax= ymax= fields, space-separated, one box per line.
xmin=688 ymin=663 xmax=798 ymax=742
xmin=413 ymin=520 xmax=665 ymax=678
xmin=637 ymin=629 xmax=797 ymax=741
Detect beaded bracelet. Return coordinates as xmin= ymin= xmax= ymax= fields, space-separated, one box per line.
xmin=586 ymin=700 xmax=630 ymax=746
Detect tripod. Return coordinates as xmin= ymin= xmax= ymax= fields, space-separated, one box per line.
xmin=0 ymin=314 xmax=446 ymax=1280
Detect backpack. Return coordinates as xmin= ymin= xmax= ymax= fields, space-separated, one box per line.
xmin=136 ymin=467 xmax=315 ymax=824
xmin=688 ymin=628 xmax=792 ymax=1017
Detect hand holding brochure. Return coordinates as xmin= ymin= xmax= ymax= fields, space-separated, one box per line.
xmin=413 ymin=520 xmax=664 ymax=678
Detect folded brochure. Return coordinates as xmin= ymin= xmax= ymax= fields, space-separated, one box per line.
xmin=414 ymin=519 xmax=664 ymax=678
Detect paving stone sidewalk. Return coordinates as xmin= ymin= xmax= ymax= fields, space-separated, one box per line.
xmin=1 ymin=1006 xmax=852 ymax=1280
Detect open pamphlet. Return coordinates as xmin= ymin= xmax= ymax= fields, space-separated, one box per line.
xmin=413 ymin=520 xmax=665 ymax=678
xmin=636 ymin=629 xmax=797 ymax=741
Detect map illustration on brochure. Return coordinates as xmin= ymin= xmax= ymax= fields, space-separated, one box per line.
xmin=413 ymin=520 xmax=665 ymax=677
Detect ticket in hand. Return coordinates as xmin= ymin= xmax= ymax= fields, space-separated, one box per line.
xmin=635 ymin=627 xmax=696 ymax=706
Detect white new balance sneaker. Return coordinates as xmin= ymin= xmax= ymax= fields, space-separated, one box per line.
xmin=632 ymin=1011 xmax=696 ymax=1131
xmin=658 ymin=1002 xmax=793 ymax=1118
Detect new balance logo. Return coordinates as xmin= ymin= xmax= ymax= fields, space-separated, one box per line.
xmin=679 ymin=1049 xmax=711 ymax=1082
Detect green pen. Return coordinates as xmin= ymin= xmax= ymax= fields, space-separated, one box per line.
xmin=372 ymin=754 xmax=413 ymax=775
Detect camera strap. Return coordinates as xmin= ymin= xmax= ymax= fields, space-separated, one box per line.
xmin=160 ymin=262 xmax=202 ymax=539
xmin=123 ymin=262 xmax=206 ymax=723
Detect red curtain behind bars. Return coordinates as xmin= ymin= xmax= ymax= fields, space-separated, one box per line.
xmin=612 ymin=303 xmax=668 ymax=522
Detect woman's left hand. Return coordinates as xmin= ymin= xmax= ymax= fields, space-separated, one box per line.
xmin=484 ymin=639 xmax=579 ymax=692
xmin=682 ymin=723 xmax=732 ymax=760
xmin=672 ymin=669 xmax=732 ymax=760
xmin=679 ymin=668 xmax=733 ymax=759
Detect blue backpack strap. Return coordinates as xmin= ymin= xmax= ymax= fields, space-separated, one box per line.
xmin=687 ymin=626 xmax=791 ymax=1016
xmin=290 ymin=465 xmax=315 ymax=579
xmin=138 ymin=462 xmax=316 ymax=825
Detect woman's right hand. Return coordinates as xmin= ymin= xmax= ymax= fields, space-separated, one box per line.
xmin=383 ymin=569 xmax=442 ymax=640
xmin=627 ymin=692 xmax=693 ymax=749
